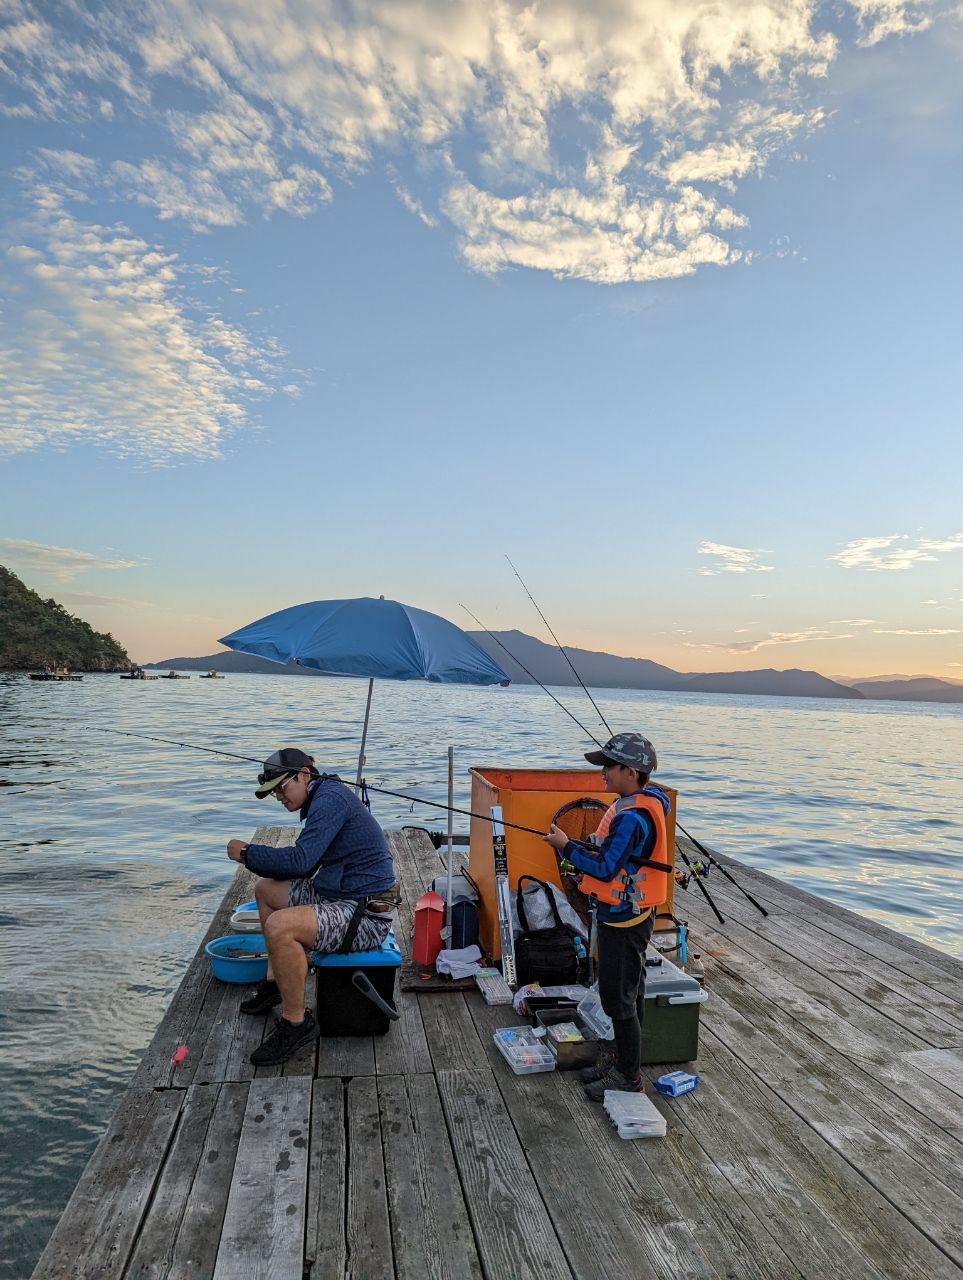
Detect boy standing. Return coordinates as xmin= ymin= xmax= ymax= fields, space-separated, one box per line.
xmin=545 ymin=732 xmax=671 ymax=1100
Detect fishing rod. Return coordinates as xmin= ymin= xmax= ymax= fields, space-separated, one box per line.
xmin=506 ymin=555 xmax=614 ymax=739
xmin=84 ymin=726 xmax=552 ymax=841
xmin=676 ymin=820 xmax=768 ymax=917
xmin=459 ymin=603 xmax=606 ymax=749
xmin=502 ymin=560 xmax=765 ymax=919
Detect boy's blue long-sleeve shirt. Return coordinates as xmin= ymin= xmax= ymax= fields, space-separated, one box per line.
xmin=243 ymin=776 xmax=394 ymax=901
xmin=561 ymin=786 xmax=671 ymax=923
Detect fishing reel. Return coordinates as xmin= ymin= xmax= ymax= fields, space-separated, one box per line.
xmin=675 ymin=858 xmax=709 ymax=891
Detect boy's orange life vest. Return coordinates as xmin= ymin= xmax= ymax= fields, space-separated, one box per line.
xmin=574 ymin=792 xmax=672 ymax=911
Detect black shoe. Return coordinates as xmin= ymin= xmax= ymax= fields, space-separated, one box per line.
xmin=578 ymin=1041 xmax=617 ymax=1083
xmin=583 ymin=1065 xmax=646 ymax=1103
xmin=250 ymin=1012 xmax=321 ymax=1066
xmin=240 ymin=979 xmax=281 ymax=1016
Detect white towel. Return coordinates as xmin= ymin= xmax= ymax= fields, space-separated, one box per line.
xmin=435 ymin=945 xmax=483 ymax=979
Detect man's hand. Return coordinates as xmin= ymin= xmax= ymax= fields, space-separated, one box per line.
xmin=544 ymin=823 xmax=568 ymax=852
xmin=227 ymin=839 xmax=248 ymax=863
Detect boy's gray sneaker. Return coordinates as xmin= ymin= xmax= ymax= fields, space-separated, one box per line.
xmin=583 ymin=1065 xmax=646 ymax=1103
xmin=578 ymin=1041 xmax=616 ymax=1083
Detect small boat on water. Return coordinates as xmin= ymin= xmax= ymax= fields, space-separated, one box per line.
xmin=162 ymin=671 xmax=190 ymax=679
xmin=29 ymin=668 xmax=83 ymax=681
xmin=199 ymin=671 xmax=224 ymax=679
xmin=120 ymin=670 xmax=159 ymax=680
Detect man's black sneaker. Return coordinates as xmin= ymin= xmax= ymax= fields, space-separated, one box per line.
xmin=583 ymin=1065 xmax=646 ymax=1103
xmin=240 ymin=979 xmax=281 ymax=1016
xmin=250 ymin=1011 xmax=321 ymax=1066
xmin=578 ymin=1041 xmax=617 ymax=1084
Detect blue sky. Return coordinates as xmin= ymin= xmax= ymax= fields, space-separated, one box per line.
xmin=1 ymin=0 xmax=961 ymax=677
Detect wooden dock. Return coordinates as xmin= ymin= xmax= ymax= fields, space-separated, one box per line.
xmin=32 ymin=827 xmax=963 ymax=1280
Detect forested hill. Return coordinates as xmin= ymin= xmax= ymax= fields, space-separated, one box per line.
xmin=0 ymin=565 xmax=130 ymax=671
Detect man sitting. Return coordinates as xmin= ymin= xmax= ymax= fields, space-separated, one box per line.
xmin=227 ymin=748 xmax=395 ymax=1065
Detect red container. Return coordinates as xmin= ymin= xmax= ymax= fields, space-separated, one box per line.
xmin=412 ymin=890 xmax=445 ymax=967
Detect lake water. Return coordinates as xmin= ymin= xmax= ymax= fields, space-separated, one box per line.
xmin=1 ymin=671 xmax=961 ymax=1276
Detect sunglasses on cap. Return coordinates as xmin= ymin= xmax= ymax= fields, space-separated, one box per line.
xmin=257 ymin=768 xmax=296 ymax=786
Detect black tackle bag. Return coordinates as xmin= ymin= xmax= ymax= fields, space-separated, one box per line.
xmin=514 ymin=876 xmax=579 ymax=987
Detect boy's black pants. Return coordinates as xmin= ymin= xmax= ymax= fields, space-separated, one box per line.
xmin=597 ymin=914 xmax=654 ymax=1078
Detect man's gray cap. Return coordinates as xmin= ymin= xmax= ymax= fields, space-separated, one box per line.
xmin=585 ymin=732 xmax=657 ymax=772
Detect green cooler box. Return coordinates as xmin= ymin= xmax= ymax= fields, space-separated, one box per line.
xmin=641 ymin=948 xmax=707 ymax=1064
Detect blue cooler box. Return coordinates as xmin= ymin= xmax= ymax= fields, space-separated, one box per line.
xmin=311 ymin=931 xmax=402 ymax=1036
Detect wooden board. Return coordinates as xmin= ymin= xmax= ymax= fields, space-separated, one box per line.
xmin=211 ymin=1077 xmax=311 ymax=1280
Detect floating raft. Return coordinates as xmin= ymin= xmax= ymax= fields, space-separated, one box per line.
xmin=32 ymin=828 xmax=963 ymax=1279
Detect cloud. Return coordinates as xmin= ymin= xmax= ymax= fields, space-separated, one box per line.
xmin=0 ymin=183 xmax=287 ymax=460
xmin=0 ymin=538 xmax=139 ymax=581
xmin=2 ymin=0 xmax=917 ymax=283
xmin=58 ymin=590 xmax=155 ymax=608
xmin=828 ymin=617 xmax=877 ymax=625
xmin=685 ymin=627 xmax=854 ymax=654
xmin=872 ymin=627 xmax=961 ymax=636
xmin=832 ymin=533 xmax=963 ymax=570
xmin=697 ymin=541 xmax=774 ymax=576
xmin=847 ymin=0 xmax=934 ymax=46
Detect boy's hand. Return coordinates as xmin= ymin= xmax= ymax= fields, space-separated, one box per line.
xmin=544 ymin=823 xmax=568 ymax=852
xmin=227 ymin=839 xmax=247 ymax=862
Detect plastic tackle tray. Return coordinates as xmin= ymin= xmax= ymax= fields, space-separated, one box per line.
xmin=493 ymin=1026 xmax=556 ymax=1074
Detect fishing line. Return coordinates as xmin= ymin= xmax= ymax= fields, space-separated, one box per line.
xmin=505 ymin=555 xmax=613 ymax=738
xmin=501 ymin=564 xmax=766 ymax=918
xmin=458 ymin=603 xmax=606 ymax=748
xmin=84 ymin=726 xmax=552 ymax=840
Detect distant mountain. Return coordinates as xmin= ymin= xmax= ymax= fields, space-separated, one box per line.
xmin=850 ymin=677 xmax=963 ymax=704
xmin=154 ymin=631 xmax=861 ymax=700
xmin=151 ymin=633 xmax=963 ymax=704
xmin=466 ymin=631 xmax=863 ymax=700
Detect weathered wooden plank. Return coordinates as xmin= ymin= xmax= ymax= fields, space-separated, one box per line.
xmin=346 ymin=1076 xmax=394 ymax=1280
xmin=315 ymin=1032 xmax=376 ymax=1077
xmin=305 ymin=1078 xmax=347 ymax=1280
xmin=701 ymin=988 xmax=963 ymax=1259
xmin=466 ymin=999 xmax=703 ymax=1280
xmin=689 ymin=870 xmax=963 ymax=999
xmin=192 ymin=980 xmax=260 ymax=1085
xmin=32 ymin=1089 xmax=183 ymax=1279
xmin=436 ymin=1068 xmax=574 ymax=1280
xmin=682 ymin=899 xmax=936 ymax=1055
xmin=556 ymin=1078 xmax=804 ymax=1280
xmin=691 ymin=1033 xmax=962 ymax=1280
xmin=378 ymin=1074 xmax=483 ymax=1280
xmin=901 ymin=1046 xmax=963 ymax=1099
xmin=418 ymin=992 xmax=487 ymax=1072
xmin=211 ymin=1077 xmax=311 ymax=1280
xmin=373 ymin=982 xmax=433 ymax=1076
xmin=125 ymin=1083 xmax=248 ymax=1280
xmin=692 ymin=918 xmax=963 ymax=1145
xmin=682 ymin=885 xmax=963 ymax=1045
xmin=680 ymin=843 xmax=963 ymax=980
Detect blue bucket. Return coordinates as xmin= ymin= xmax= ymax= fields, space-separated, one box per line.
xmin=205 ymin=933 xmax=268 ymax=984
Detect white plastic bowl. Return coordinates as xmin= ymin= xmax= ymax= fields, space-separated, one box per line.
xmin=230 ymin=905 xmax=261 ymax=932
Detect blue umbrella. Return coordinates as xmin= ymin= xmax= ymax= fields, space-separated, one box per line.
xmin=219 ymin=595 xmax=510 ymax=783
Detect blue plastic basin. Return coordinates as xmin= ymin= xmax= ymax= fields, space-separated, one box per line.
xmin=205 ymin=933 xmax=268 ymax=984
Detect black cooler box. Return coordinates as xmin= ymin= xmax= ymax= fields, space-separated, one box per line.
xmin=311 ymin=931 xmax=402 ymax=1036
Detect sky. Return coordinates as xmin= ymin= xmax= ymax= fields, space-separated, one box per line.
xmin=1 ymin=1 xmax=962 ymax=679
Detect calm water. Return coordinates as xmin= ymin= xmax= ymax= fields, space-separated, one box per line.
xmin=1 ymin=671 xmax=961 ymax=1275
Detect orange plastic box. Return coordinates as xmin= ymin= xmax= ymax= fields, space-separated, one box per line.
xmin=466 ymin=767 xmax=677 ymax=963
